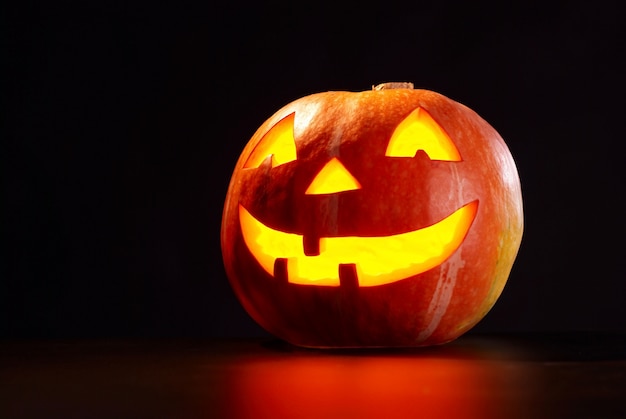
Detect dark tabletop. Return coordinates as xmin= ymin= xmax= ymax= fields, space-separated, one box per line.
xmin=1 ymin=332 xmax=625 ymax=419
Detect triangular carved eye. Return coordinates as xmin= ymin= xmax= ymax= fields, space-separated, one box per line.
xmin=244 ymin=113 xmax=298 ymax=168
xmin=385 ymin=107 xmax=461 ymax=161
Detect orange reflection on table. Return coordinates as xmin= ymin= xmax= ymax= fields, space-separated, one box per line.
xmin=221 ymin=348 xmax=527 ymax=419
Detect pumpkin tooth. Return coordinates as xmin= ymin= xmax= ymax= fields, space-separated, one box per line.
xmin=303 ymin=235 xmax=321 ymax=256
xmin=338 ymin=264 xmax=359 ymax=288
xmin=273 ymin=258 xmax=289 ymax=283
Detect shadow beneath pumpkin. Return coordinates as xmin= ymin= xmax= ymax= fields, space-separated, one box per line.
xmin=260 ymin=331 xmax=626 ymax=362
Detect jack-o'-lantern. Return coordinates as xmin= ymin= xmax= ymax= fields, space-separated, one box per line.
xmin=221 ymin=82 xmax=523 ymax=347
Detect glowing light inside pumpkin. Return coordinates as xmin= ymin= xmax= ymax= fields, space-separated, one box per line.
xmin=385 ymin=107 xmax=461 ymax=161
xmin=244 ymin=113 xmax=297 ymax=168
xmin=239 ymin=201 xmax=477 ymax=287
xmin=305 ymin=157 xmax=361 ymax=195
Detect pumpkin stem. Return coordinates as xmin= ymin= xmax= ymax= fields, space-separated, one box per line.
xmin=372 ymin=82 xmax=414 ymax=90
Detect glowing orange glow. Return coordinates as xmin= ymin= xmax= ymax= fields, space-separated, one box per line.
xmin=221 ymin=351 xmax=525 ymax=419
xmin=239 ymin=201 xmax=477 ymax=286
xmin=305 ymin=157 xmax=361 ymax=195
xmin=385 ymin=107 xmax=461 ymax=161
xmin=244 ymin=113 xmax=297 ymax=168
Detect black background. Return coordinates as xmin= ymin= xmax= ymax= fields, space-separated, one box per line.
xmin=3 ymin=0 xmax=625 ymax=339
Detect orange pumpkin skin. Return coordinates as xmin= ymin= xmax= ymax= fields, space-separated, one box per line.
xmin=221 ymin=85 xmax=523 ymax=347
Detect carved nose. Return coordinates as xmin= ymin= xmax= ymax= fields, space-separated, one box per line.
xmin=305 ymin=157 xmax=361 ymax=195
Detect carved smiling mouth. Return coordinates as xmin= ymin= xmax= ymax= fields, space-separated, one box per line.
xmin=239 ymin=201 xmax=478 ymax=287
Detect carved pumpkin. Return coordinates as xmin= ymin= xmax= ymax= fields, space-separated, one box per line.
xmin=221 ymin=83 xmax=523 ymax=347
